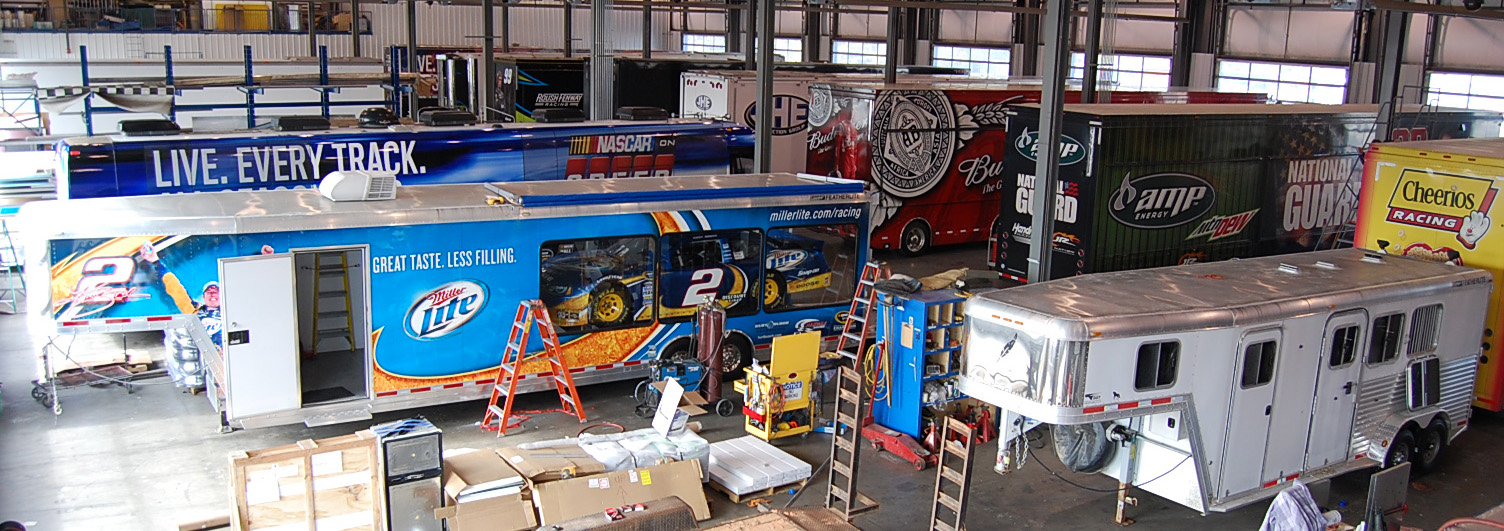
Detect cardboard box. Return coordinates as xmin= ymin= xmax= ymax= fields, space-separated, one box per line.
xmin=496 ymin=446 xmax=608 ymax=485
xmin=442 ymin=449 xmax=527 ymax=502
xmin=228 ymin=430 xmax=380 ymax=531
xmin=531 ymin=460 xmax=711 ymax=525
xmin=435 ymin=495 xmax=535 ymax=531
xmin=435 ymin=449 xmax=536 ymax=531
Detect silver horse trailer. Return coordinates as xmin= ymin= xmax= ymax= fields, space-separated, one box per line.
xmin=958 ymin=249 xmax=1492 ymax=515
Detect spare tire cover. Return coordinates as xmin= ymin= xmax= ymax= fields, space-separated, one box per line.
xmin=1052 ymin=422 xmax=1116 ymax=474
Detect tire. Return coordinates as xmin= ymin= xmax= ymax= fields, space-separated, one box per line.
xmin=763 ymin=271 xmax=787 ymax=310
xmin=718 ymin=335 xmax=753 ymax=380
xmin=1385 ymin=429 xmax=1416 ymax=470
xmin=716 ymin=398 xmax=737 ymax=417
xmin=900 ymin=220 xmax=931 ymax=256
xmin=662 ymin=338 xmax=695 ymax=363
xmin=1052 ymin=422 xmax=1115 ymax=474
xmin=589 ymin=281 xmax=632 ymax=327
xmin=1416 ymin=419 xmax=1449 ymax=474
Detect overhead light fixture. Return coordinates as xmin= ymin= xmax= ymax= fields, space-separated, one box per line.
xmin=1463 ymin=0 xmax=1484 ymax=11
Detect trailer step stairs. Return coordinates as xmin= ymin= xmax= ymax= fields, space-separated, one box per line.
xmin=928 ymin=417 xmax=976 ymax=531
xmin=481 ymin=300 xmax=588 ymax=436
xmin=832 ymin=262 xmax=889 ymax=362
xmin=311 ymin=251 xmax=356 ymax=353
xmin=826 ymin=366 xmax=880 ymax=521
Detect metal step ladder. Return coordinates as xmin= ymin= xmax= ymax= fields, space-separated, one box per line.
xmin=833 ymin=262 xmax=889 ymax=362
xmin=0 ymin=212 xmax=24 ymax=314
xmin=311 ymin=251 xmax=356 ymax=353
xmin=928 ymin=417 xmax=977 ymax=531
xmin=481 ymin=300 xmax=588 ymax=436
xmin=826 ymin=366 xmax=880 ymax=521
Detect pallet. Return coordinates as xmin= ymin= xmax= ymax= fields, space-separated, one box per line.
xmin=709 ymin=477 xmax=809 ymax=503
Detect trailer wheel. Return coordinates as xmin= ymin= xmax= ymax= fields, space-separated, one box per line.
xmin=718 ymin=335 xmax=752 ymax=380
xmin=1385 ymin=429 xmax=1416 ymax=470
xmin=1416 ymin=419 xmax=1449 ymax=474
xmin=900 ymin=220 xmax=931 ymax=256
xmin=589 ymin=281 xmax=632 ymax=327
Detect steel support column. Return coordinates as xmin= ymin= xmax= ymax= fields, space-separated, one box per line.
xmin=1027 ymin=0 xmax=1071 ymax=283
xmin=744 ymin=0 xmax=756 ymax=70
xmin=482 ymin=0 xmax=495 ymax=121
xmin=564 ymin=1 xmax=574 ymax=57
xmin=350 ymin=0 xmax=360 ymax=57
xmin=884 ymin=6 xmax=900 ymax=83
xmin=308 ymin=0 xmax=318 ymax=56
xmin=1082 ymin=0 xmax=1103 ymax=102
xmin=1011 ymin=0 xmax=1040 ymax=78
xmin=407 ymin=0 xmax=419 ymax=118
xmin=803 ymin=7 xmax=822 ymax=62
xmin=590 ymin=0 xmax=615 ymax=120
xmin=642 ymin=0 xmax=653 ymax=59
xmin=753 ymin=0 xmax=774 ymax=172
xmin=1373 ymin=8 xmax=1408 ymax=141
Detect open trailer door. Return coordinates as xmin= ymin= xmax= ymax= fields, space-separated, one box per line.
xmin=221 ymin=253 xmax=302 ymax=420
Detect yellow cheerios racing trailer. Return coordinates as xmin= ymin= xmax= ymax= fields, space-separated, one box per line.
xmin=1357 ymin=137 xmax=1504 ymax=410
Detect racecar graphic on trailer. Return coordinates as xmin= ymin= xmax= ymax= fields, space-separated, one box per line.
xmin=763 ymin=229 xmax=834 ymax=310
xmin=539 ymin=238 xmax=656 ymax=330
xmin=658 ymin=231 xmax=761 ymax=320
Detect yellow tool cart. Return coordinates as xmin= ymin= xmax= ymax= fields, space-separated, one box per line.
xmin=734 ymin=331 xmax=818 ymax=441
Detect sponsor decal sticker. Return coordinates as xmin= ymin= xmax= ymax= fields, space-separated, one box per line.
xmin=1187 ymin=209 xmax=1260 ymax=241
xmin=1012 ymin=128 xmax=1087 ymax=166
xmin=744 ymin=95 xmax=810 ymax=136
xmin=869 ymin=91 xmax=958 ymax=198
xmin=406 ymin=280 xmax=489 ymax=339
xmin=1108 ymin=172 xmax=1216 ymax=229
xmin=1384 ymin=169 xmax=1497 ymax=250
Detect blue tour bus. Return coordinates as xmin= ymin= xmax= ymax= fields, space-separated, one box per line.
xmin=55 ymin=118 xmax=754 ymax=199
xmin=24 ymin=173 xmax=867 ymax=429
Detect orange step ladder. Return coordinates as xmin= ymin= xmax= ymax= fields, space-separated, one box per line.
xmin=833 ymin=261 xmax=891 ymax=364
xmin=481 ymin=300 xmax=587 ymax=436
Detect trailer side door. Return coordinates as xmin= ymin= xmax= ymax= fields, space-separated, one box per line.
xmin=221 ymin=253 xmax=301 ymax=420
xmin=1219 ymin=328 xmax=1282 ymax=499
xmin=1306 ymin=310 xmax=1368 ymax=468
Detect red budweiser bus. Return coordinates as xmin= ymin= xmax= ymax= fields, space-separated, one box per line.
xmin=803 ymin=83 xmax=1268 ymax=254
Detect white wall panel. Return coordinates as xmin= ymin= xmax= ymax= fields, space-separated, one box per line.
xmin=837 ymin=12 xmax=887 ymax=40
xmin=683 ymin=10 xmax=725 ymax=34
xmin=1437 ymin=18 xmax=1504 ymax=71
xmin=776 ymin=10 xmax=801 ymax=36
xmin=1226 ymin=7 xmax=1352 ymax=63
xmin=1096 ymin=6 xmax=1176 ymax=54
xmin=937 ymin=11 xmax=1011 ymax=45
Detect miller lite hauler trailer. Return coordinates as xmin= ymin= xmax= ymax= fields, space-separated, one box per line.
xmin=803 ymin=83 xmax=1270 ymax=255
xmin=990 ymin=103 xmax=1502 ymax=282
xmin=22 ymin=174 xmax=871 ymax=430
xmin=1355 ymin=138 xmax=1504 ymax=411
xmin=959 ymin=249 xmax=1493 ymax=515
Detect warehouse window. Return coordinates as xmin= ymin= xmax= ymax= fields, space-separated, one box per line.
xmin=933 ymin=45 xmax=1010 ymax=79
xmin=682 ymin=33 xmax=728 ymax=54
xmin=1408 ymin=304 xmax=1442 ymax=355
xmin=775 ymin=37 xmax=803 ymax=62
xmin=1134 ymin=341 xmax=1179 ymax=391
xmin=1329 ymin=325 xmax=1361 ymax=368
xmin=1217 ymin=60 xmax=1347 ymax=104
xmin=832 ymin=40 xmax=888 ymax=65
xmin=1071 ymin=53 xmax=1172 ymax=92
xmin=1427 ymin=72 xmax=1504 ymax=115
xmin=1367 ymin=313 xmax=1405 ymax=365
xmin=1241 ymin=340 xmax=1278 ymax=389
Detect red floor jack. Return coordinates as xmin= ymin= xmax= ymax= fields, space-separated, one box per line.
xmin=861 ymin=419 xmax=935 ymax=471
xmin=968 ymin=406 xmax=997 ymax=444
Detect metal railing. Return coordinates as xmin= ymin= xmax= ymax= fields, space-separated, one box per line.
xmin=0 ymin=3 xmax=372 ymax=34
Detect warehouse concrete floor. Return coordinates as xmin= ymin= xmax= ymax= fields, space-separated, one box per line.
xmin=3 ymin=244 xmax=1503 ymax=530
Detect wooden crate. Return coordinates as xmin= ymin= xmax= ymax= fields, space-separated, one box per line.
xmin=229 ymin=430 xmax=381 ymax=531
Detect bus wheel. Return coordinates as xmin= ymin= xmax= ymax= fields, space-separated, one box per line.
xmin=719 ymin=336 xmax=752 ymax=380
xmin=590 ymin=282 xmax=631 ymax=327
xmin=1416 ymin=419 xmax=1449 ymax=474
xmin=900 ymin=220 xmax=931 ymax=256
xmin=1385 ymin=429 xmax=1416 ymax=470
xmin=764 ymin=272 xmax=787 ymax=310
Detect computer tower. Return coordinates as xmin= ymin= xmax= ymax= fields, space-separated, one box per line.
xmin=372 ymin=417 xmax=444 ymax=531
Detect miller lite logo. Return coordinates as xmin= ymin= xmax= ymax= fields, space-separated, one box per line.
xmin=405 ymin=280 xmax=489 ymax=340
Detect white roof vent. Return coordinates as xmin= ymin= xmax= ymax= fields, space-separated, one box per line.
xmin=319 ymin=170 xmax=398 ymax=201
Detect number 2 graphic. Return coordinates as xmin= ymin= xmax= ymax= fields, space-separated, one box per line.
xmin=74 ymin=256 xmax=136 ymax=295
xmin=682 ymin=268 xmax=723 ymax=306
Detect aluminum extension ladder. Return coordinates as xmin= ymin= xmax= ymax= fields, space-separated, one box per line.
xmin=481 ymin=300 xmax=587 ymax=436
xmin=928 ymin=417 xmax=977 ymax=531
xmin=825 ymin=366 xmax=881 ymax=521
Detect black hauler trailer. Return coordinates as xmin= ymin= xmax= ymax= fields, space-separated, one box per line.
xmin=989 ymin=103 xmax=1502 ymax=282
